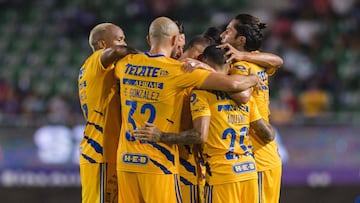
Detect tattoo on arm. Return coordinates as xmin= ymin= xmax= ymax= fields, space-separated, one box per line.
xmin=159 ymin=128 xmax=201 ymax=144
xmin=250 ymin=119 xmax=275 ymax=143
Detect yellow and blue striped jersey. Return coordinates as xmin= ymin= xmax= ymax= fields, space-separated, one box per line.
xmin=78 ymin=49 xmax=121 ymax=164
xmin=190 ymin=90 xmax=260 ymax=185
xmin=231 ymin=61 xmax=282 ymax=171
xmin=114 ymin=52 xmax=211 ymax=174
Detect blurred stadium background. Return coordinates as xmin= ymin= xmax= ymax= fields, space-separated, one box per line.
xmin=0 ymin=0 xmax=359 ymax=202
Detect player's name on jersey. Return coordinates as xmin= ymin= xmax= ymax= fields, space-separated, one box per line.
xmin=124 ymin=87 xmax=160 ymax=101
xmin=227 ymin=114 xmax=246 ymax=124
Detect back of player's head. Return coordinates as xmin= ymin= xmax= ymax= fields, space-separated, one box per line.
xmin=202 ymin=26 xmax=222 ymax=44
xmin=149 ymin=17 xmax=179 ymax=43
xmin=198 ymin=45 xmax=228 ymax=70
xmin=233 ymin=13 xmax=267 ymax=51
xmin=186 ymin=35 xmax=214 ymax=50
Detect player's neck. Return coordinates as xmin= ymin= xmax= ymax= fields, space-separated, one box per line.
xmin=149 ymin=46 xmax=171 ymax=57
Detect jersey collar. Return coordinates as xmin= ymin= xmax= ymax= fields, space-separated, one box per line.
xmin=144 ymin=52 xmax=165 ymax=58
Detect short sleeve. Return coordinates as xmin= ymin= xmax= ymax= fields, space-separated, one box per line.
xmin=190 ymin=90 xmax=211 ymax=120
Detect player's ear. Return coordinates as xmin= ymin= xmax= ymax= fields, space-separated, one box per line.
xmin=97 ymin=40 xmax=106 ymax=49
xmin=237 ymin=36 xmax=246 ymax=46
xmin=146 ymin=35 xmax=151 ymax=46
xmin=171 ymin=35 xmax=178 ymax=47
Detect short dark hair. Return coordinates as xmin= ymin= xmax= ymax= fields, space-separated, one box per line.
xmin=198 ymin=45 xmax=227 ymax=67
xmin=174 ymin=20 xmax=185 ymax=34
xmin=186 ymin=35 xmax=214 ymax=50
xmin=202 ymin=26 xmax=222 ymax=44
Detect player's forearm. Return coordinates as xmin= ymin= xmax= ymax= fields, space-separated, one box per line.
xmin=227 ymin=89 xmax=251 ymax=104
xmin=250 ymin=120 xmax=275 ymax=143
xmin=101 ymin=45 xmax=138 ymax=68
xmin=160 ymin=128 xmax=202 ymax=144
xmin=230 ymin=74 xmax=259 ymax=92
xmin=243 ymin=52 xmax=283 ymax=69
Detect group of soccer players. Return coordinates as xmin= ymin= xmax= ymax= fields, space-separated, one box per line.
xmin=78 ymin=13 xmax=283 ymax=203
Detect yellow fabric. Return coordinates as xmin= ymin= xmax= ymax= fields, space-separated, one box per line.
xmin=78 ymin=49 xmax=121 ymax=164
xmin=204 ymin=179 xmax=258 ymax=203
xmin=114 ymin=52 xmax=211 ymax=174
xmin=190 ymin=89 xmax=260 ymax=185
xmin=231 ymin=61 xmax=282 ymax=171
xmin=299 ymin=89 xmax=329 ymax=117
xmin=258 ymin=166 xmax=282 ymax=203
xmin=80 ymin=163 xmax=118 ymax=203
xmin=180 ymin=184 xmax=204 ymax=203
xmin=117 ymin=171 xmax=182 ymax=203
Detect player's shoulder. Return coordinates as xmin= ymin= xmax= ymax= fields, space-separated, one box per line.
xmin=232 ymin=61 xmax=250 ymax=73
xmin=191 ymin=89 xmax=212 ymax=99
xmin=84 ymin=49 xmax=102 ymax=62
xmin=234 ymin=60 xmax=263 ymax=73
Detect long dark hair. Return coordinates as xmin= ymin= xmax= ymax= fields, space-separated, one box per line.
xmin=233 ymin=13 xmax=267 ymax=51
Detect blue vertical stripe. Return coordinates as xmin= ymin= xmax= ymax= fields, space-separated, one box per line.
xmin=175 ymin=174 xmax=182 ymax=203
xmin=100 ymin=163 xmax=104 ymax=203
xmin=258 ymin=171 xmax=263 ymax=203
xmin=190 ymin=185 xmax=193 ymax=203
xmin=205 ymin=185 xmax=213 ymax=203
xmin=193 ymin=185 xmax=198 ymax=203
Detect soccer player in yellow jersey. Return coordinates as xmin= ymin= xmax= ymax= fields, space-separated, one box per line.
xmin=220 ymin=14 xmax=283 ymax=203
xmin=179 ymin=29 xmax=283 ymax=203
xmin=192 ymin=45 xmax=275 ymax=203
xmin=177 ymin=34 xmax=216 ymax=203
xmin=78 ymin=23 xmax=137 ymax=203
xmin=134 ymin=45 xmax=275 ymax=203
xmin=114 ymin=16 xmax=261 ymax=203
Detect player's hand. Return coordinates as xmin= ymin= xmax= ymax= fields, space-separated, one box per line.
xmin=248 ymin=68 xmax=264 ymax=95
xmin=182 ymin=58 xmax=216 ymax=73
xmin=133 ymin=122 xmax=161 ymax=142
xmin=217 ymin=43 xmax=246 ymax=63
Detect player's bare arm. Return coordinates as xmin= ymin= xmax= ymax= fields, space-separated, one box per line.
xmin=250 ymin=119 xmax=275 ymax=144
xmin=200 ymin=71 xmax=260 ymax=92
xmin=181 ymin=58 xmax=216 ymax=73
xmin=227 ymin=88 xmax=252 ymax=104
xmin=226 ymin=68 xmax=263 ymax=104
xmin=100 ymin=45 xmax=138 ymax=68
xmin=218 ymin=43 xmax=283 ymax=69
xmin=134 ymin=122 xmax=202 ymax=144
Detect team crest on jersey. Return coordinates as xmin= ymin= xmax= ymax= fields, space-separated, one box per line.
xmin=234 ymin=65 xmax=247 ymax=72
xmin=190 ymin=93 xmax=198 ymax=105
